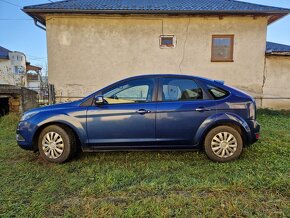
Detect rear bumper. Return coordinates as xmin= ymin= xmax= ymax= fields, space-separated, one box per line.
xmin=247 ymin=119 xmax=260 ymax=144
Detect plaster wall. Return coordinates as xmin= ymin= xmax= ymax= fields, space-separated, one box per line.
xmin=46 ymin=15 xmax=267 ymax=101
xmin=263 ymin=55 xmax=290 ymax=109
xmin=0 ymin=59 xmax=15 ymax=85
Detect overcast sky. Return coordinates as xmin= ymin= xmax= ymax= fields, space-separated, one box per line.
xmin=0 ymin=0 xmax=289 ymax=73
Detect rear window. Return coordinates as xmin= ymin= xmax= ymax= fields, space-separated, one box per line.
xmin=207 ymin=85 xmax=229 ymax=99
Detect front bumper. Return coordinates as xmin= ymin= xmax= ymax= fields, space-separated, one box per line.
xmin=16 ymin=121 xmax=37 ymax=151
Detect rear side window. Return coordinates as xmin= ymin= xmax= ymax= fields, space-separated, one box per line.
xmin=207 ymin=85 xmax=229 ymax=99
xmin=160 ymin=78 xmax=203 ymax=101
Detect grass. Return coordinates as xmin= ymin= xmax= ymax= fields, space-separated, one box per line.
xmin=0 ymin=110 xmax=289 ymax=217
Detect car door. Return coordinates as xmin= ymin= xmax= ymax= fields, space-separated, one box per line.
xmin=156 ymin=77 xmax=216 ymax=146
xmin=86 ymin=77 xmax=157 ymax=147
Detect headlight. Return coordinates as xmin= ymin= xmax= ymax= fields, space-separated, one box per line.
xmin=20 ymin=111 xmax=39 ymax=121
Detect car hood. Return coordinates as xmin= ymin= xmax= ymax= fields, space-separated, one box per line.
xmin=24 ymin=100 xmax=82 ymax=114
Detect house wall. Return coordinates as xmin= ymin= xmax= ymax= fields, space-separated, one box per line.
xmin=263 ymin=55 xmax=290 ymax=109
xmin=0 ymin=85 xmax=38 ymax=113
xmin=20 ymin=87 xmax=38 ymax=111
xmin=46 ymin=15 xmax=268 ymax=104
xmin=0 ymin=59 xmax=15 ymax=85
xmin=27 ymin=81 xmax=41 ymax=89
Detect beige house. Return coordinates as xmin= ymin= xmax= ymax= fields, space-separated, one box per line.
xmin=24 ymin=0 xmax=290 ymax=109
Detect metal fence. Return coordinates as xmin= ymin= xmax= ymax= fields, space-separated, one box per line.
xmin=29 ymin=84 xmax=55 ymax=106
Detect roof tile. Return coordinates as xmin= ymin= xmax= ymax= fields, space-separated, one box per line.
xmin=266 ymin=41 xmax=290 ymax=53
xmin=23 ymin=0 xmax=290 ymax=13
xmin=0 ymin=46 xmax=10 ymax=59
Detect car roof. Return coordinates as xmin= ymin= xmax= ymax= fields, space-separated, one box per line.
xmin=122 ymin=74 xmax=219 ymax=84
xmin=124 ymin=74 xmax=205 ymax=80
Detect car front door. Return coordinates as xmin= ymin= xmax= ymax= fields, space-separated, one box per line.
xmin=156 ymin=77 xmax=216 ymax=147
xmin=86 ymin=77 xmax=157 ymax=148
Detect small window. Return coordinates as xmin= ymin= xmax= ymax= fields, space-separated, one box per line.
xmin=207 ymin=85 xmax=229 ymax=99
xmin=211 ymin=35 xmax=234 ymax=62
xmin=103 ymin=78 xmax=154 ymax=104
xmin=160 ymin=35 xmax=176 ymax=48
xmin=14 ymin=66 xmax=19 ymax=73
xmin=160 ymin=78 xmax=203 ymax=101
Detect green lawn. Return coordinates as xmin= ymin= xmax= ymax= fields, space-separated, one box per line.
xmin=0 ymin=110 xmax=289 ymax=217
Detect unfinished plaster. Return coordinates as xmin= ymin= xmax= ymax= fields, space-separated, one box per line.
xmin=262 ymin=55 xmax=290 ymax=109
xmin=46 ymin=15 xmax=267 ymax=101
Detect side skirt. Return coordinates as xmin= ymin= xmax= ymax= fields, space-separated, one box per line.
xmin=82 ymin=144 xmax=201 ymax=152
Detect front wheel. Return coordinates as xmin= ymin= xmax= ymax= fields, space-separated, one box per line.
xmin=38 ymin=125 xmax=76 ymax=163
xmin=204 ymin=126 xmax=243 ymax=162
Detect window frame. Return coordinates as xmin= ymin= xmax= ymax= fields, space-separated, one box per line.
xmin=159 ymin=35 xmax=176 ymax=48
xmin=157 ymin=76 xmax=211 ymax=102
xmin=211 ymin=34 xmax=234 ymax=62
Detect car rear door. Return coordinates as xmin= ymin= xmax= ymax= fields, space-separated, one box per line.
xmin=156 ymin=77 xmax=216 ymax=147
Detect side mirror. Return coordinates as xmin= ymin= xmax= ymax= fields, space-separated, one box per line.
xmin=94 ymin=95 xmax=105 ymax=105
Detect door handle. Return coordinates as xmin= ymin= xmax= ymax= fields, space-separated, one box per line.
xmin=136 ymin=109 xmax=151 ymax=114
xmin=195 ymin=107 xmax=211 ymax=112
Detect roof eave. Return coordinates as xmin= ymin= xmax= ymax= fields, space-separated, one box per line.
xmin=22 ymin=9 xmax=46 ymax=26
xmin=23 ymin=8 xmax=290 ymax=26
xmin=266 ymin=52 xmax=290 ymax=56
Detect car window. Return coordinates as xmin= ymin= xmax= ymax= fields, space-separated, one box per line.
xmin=207 ymin=84 xmax=229 ymax=99
xmin=103 ymin=78 xmax=154 ymax=104
xmin=160 ymin=78 xmax=203 ymax=101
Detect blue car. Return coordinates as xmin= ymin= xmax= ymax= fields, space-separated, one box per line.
xmin=17 ymin=74 xmax=260 ymax=163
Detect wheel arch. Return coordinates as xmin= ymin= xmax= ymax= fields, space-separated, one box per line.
xmin=32 ymin=121 xmax=83 ymax=151
xmin=194 ymin=113 xmax=252 ymax=147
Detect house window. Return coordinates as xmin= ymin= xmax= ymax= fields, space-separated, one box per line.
xmin=14 ymin=66 xmax=19 ymax=73
xmin=211 ymin=35 xmax=234 ymax=62
xmin=160 ymin=35 xmax=176 ymax=48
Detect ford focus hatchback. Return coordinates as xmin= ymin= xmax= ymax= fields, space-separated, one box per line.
xmin=17 ymin=75 xmax=260 ymax=163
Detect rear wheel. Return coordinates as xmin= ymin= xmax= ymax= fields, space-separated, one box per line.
xmin=204 ymin=126 xmax=243 ymax=162
xmin=38 ymin=125 xmax=76 ymax=163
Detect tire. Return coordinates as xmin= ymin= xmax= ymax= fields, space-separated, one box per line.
xmin=38 ymin=125 xmax=76 ymax=163
xmin=204 ymin=125 xmax=243 ymax=162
